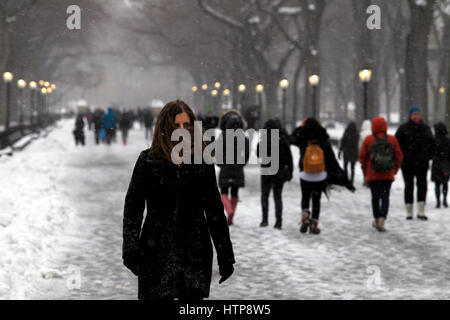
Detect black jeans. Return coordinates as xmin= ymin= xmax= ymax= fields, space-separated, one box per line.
xmin=344 ymin=161 xmax=356 ymax=185
xmin=435 ymin=181 xmax=448 ymax=203
xmin=261 ymin=176 xmax=285 ymax=223
xmin=369 ymin=180 xmax=393 ymax=219
xmin=221 ymin=186 xmax=239 ymax=197
xmin=300 ymin=179 xmax=325 ymax=220
xmin=401 ymin=166 xmax=428 ymax=204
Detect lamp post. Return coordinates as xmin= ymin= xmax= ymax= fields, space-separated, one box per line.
xmin=29 ymin=81 xmax=37 ymax=125
xmin=192 ymin=85 xmax=198 ymax=107
xmin=256 ymin=84 xmax=264 ymax=107
xmin=308 ymin=75 xmax=320 ymax=119
xmin=223 ymin=89 xmax=231 ymax=110
xmin=17 ymin=79 xmax=27 ymax=128
xmin=3 ymin=72 xmax=13 ymax=131
xmin=279 ymin=79 xmax=289 ymax=125
xmin=238 ymin=84 xmax=246 ymax=111
xmin=359 ymin=69 xmax=372 ymax=120
xmin=41 ymin=87 xmax=47 ymax=126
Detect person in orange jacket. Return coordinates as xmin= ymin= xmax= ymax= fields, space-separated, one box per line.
xmin=359 ymin=117 xmax=403 ymax=232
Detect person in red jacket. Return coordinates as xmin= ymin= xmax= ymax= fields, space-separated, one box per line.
xmin=359 ymin=117 xmax=403 ymax=232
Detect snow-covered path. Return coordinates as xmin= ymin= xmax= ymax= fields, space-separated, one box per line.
xmin=2 ymin=119 xmax=450 ymax=300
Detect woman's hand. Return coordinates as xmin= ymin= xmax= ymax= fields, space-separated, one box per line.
xmin=219 ymin=264 xmax=234 ymax=284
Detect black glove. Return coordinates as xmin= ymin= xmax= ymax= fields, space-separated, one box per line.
xmin=123 ymin=252 xmax=143 ymax=276
xmin=219 ymin=264 xmax=234 ymax=284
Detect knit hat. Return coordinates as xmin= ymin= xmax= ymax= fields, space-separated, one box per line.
xmin=409 ymin=105 xmax=421 ymax=118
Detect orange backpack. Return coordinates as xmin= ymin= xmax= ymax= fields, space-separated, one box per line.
xmin=303 ymin=141 xmax=325 ymax=173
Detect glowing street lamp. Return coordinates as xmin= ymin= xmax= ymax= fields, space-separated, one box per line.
xmin=256 ymin=84 xmax=264 ymax=108
xmin=214 ymin=82 xmax=221 ymax=89
xmin=17 ymin=79 xmax=27 ymax=127
xmin=359 ymin=69 xmax=372 ymax=120
xmin=3 ymin=72 xmax=14 ymax=130
xmin=44 ymin=81 xmax=50 ymax=88
xmin=308 ymin=75 xmax=320 ymax=118
xmin=192 ymin=86 xmax=198 ymax=92
xmin=29 ymin=81 xmax=38 ymax=125
xmin=211 ymin=89 xmax=218 ymax=96
xmin=201 ymin=84 xmax=208 ymax=91
xmin=279 ymin=79 xmax=289 ymax=125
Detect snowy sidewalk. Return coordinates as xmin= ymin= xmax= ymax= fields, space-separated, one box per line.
xmin=2 ymin=119 xmax=450 ymax=299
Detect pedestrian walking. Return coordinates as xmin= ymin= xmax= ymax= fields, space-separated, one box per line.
xmin=359 ymin=117 xmax=403 ymax=232
xmin=217 ymin=109 xmax=250 ymax=226
xmin=73 ymin=114 xmax=85 ymax=146
xmin=102 ymin=107 xmax=118 ymax=145
xmin=144 ymin=109 xmax=154 ymax=141
xmin=122 ymin=100 xmax=235 ymax=300
xmin=432 ymin=122 xmax=450 ymax=208
xmin=395 ymin=106 xmax=435 ymax=220
xmin=339 ymin=122 xmax=360 ymax=185
xmin=119 ymin=111 xmax=133 ymax=146
xmin=290 ymin=118 xmax=355 ymax=235
xmin=257 ymin=119 xmax=293 ymax=229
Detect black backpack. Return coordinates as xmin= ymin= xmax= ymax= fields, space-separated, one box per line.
xmin=369 ymin=134 xmax=396 ymax=172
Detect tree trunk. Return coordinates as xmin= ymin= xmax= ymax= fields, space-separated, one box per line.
xmin=404 ymin=0 xmax=435 ymax=123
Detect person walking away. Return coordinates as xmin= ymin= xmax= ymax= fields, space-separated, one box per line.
xmin=73 ymin=114 xmax=85 ymax=146
xmin=395 ymin=106 xmax=435 ymax=220
xmin=290 ymin=118 xmax=355 ymax=235
xmin=122 ymin=100 xmax=235 ymax=300
xmin=144 ymin=109 xmax=154 ymax=141
xmin=102 ymin=107 xmax=118 ymax=145
xmin=120 ymin=111 xmax=132 ymax=146
xmin=257 ymin=119 xmax=293 ymax=229
xmin=339 ymin=122 xmax=360 ymax=185
xmin=92 ymin=109 xmax=103 ymax=145
xmin=359 ymin=117 xmax=403 ymax=232
xmin=432 ymin=122 xmax=450 ymax=208
xmin=217 ymin=110 xmax=250 ymax=226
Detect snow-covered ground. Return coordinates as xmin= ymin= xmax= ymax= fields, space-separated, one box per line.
xmin=1 ymin=119 xmax=450 ymax=300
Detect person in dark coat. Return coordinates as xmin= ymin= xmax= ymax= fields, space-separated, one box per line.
xmin=73 ymin=114 xmax=85 ymax=146
xmin=395 ymin=106 xmax=436 ymax=220
xmin=290 ymin=118 xmax=355 ymax=234
xmin=217 ymin=109 xmax=250 ymax=226
xmin=102 ymin=107 xmax=118 ymax=145
xmin=144 ymin=109 xmax=154 ymax=140
xmin=122 ymin=100 xmax=235 ymax=301
xmin=257 ymin=119 xmax=293 ymax=229
xmin=432 ymin=122 xmax=450 ymax=208
xmin=339 ymin=122 xmax=360 ymax=185
xmin=119 ymin=111 xmax=133 ymax=146
xmin=92 ymin=109 xmax=103 ymax=145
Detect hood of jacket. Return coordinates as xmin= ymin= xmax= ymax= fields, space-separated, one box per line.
xmin=371 ymin=117 xmax=387 ymax=135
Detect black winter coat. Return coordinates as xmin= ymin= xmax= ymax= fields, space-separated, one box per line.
xmin=290 ymin=124 xmax=354 ymax=192
xmin=432 ymin=123 xmax=450 ymax=183
xmin=339 ymin=123 xmax=359 ymax=163
xmin=217 ymin=133 xmax=250 ymax=188
xmin=122 ymin=149 xmax=235 ymax=300
xmin=395 ymin=120 xmax=435 ymax=169
xmin=256 ymin=132 xmax=293 ymax=182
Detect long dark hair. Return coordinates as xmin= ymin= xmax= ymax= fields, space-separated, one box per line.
xmin=151 ymin=100 xmax=202 ymax=163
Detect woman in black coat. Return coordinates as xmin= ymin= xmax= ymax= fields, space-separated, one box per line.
xmin=290 ymin=118 xmax=355 ymax=234
xmin=432 ymin=122 xmax=450 ymax=208
xmin=122 ymin=100 xmax=235 ymax=300
xmin=339 ymin=122 xmax=360 ymax=185
xmin=217 ymin=110 xmax=250 ymax=226
xmin=256 ymin=119 xmax=293 ymax=229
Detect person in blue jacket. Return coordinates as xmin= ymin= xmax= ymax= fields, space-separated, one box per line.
xmin=102 ymin=107 xmax=118 ymax=145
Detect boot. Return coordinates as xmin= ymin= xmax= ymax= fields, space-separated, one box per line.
xmin=406 ymin=203 xmax=413 ymax=220
xmin=417 ymin=202 xmax=428 ymax=221
xmin=309 ymin=219 xmax=321 ymax=235
xmin=377 ymin=218 xmax=386 ymax=232
xmin=372 ymin=219 xmax=379 ymax=230
xmin=221 ymin=194 xmax=233 ymax=215
xmin=444 ymin=197 xmax=448 ymax=208
xmin=260 ymin=220 xmax=268 ymax=227
xmin=300 ymin=210 xmax=310 ymax=234
xmin=274 ymin=220 xmax=282 ymax=230
xmin=228 ymin=196 xmax=239 ymax=226
xmin=436 ymin=200 xmax=441 ymax=209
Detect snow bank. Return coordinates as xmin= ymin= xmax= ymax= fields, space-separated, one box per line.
xmin=0 ymin=120 xmax=77 ymax=299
